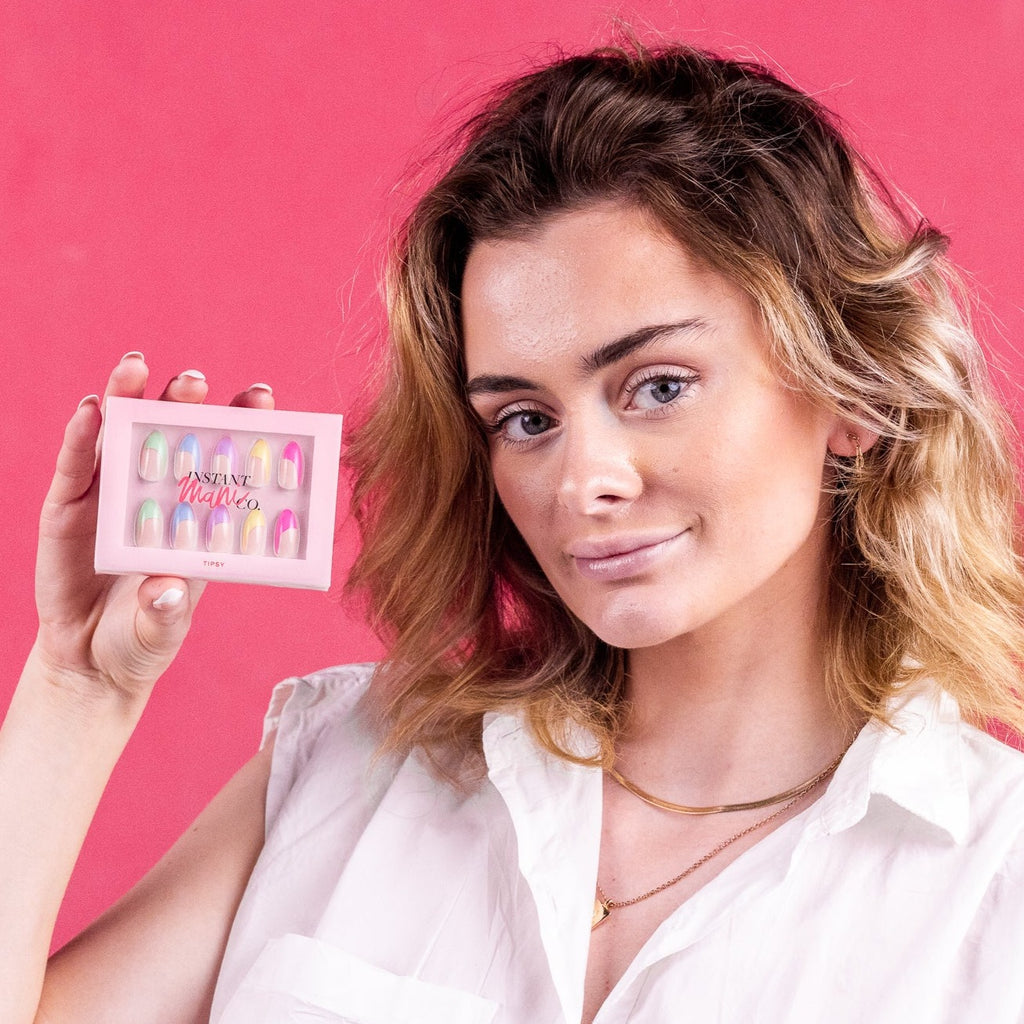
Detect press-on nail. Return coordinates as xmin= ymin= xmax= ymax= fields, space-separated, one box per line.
xmin=274 ymin=509 xmax=300 ymax=558
xmin=135 ymin=499 xmax=163 ymax=547
xmin=240 ymin=508 xmax=267 ymax=556
xmin=211 ymin=437 xmax=237 ymax=479
xmin=170 ymin=502 xmax=198 ymax=550
xmin=206 ymin=505 xmax=234 ymax=553
xmin=278 ymin=441 xmax=303 ymax=490
xmin=174 ymin=433 xmax=201 ymax=480
xmin=153 ymin=587 xmax=185 ymax=609
xmin=138 ymin=431 xmax=169 ymax=482
xmin=246 ymin=438 xmax=272 ymax=488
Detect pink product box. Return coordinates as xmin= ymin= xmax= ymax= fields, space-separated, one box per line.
xmin=96 ymin=397 xmax=343 ymax=590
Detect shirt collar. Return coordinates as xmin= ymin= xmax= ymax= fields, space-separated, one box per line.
xmin=815 ymin=684 xmax=970 ymax=845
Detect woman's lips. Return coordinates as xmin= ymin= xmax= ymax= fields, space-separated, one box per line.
xmin=570 ymin=531 xmax=686 ymax=581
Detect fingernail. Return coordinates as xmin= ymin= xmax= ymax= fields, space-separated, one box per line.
xmin=278 ymin=441 xmax=303 ymax=491
xmin=245 ymin=438 xmax=272 ymax=488
xmin=274 ymin=509 xmax=300 ymax=558
xmin=78 ymin=394 xmax=100 ymax=409
xmin=173 ymin=433 xmax=201 ymax=480
xmin=248 ymin=382 xmax=273 ymax=394
xmin=240 ymin=508 xmax=267 ymax=556
xmin=134 ymin=499 xmax=164 ymax=547
xmin=153 ymin=587 xmax=185 ymax=609
xmin=179 ymin=369 xmax=206 ymax=381
xmin=138 ymin=430 xmax=169 ymax=482
xmin=211 ymin=436 xmax=237 ymax=479
xmin=206 ymin=505 xmax=234 ymax=553
xmin=169 ymin=502 xmax=198 ymax=550
xmin=121 ymin=351 xmax=146 ymax=363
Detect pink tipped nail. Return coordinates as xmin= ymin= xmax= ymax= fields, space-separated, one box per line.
xmin=278 ymin=441 xmax=303 ymax=490
xmin=274 ymin=509 xmax=300 ymax=558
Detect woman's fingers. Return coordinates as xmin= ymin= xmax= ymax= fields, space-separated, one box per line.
xmin=229 ymin=382 xmax=275 ymax=410
xmin=41 ymin=397 xmax=103 ymax=516
xmin=157 ymin=369 xmax=210 ymax=404
xmin=101 ymin=351 xmax=150 ymax=402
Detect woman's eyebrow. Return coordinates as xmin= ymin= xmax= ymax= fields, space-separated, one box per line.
xmin=581 ymin=319 xmax=708 ymax=372
xmin=464 ymin=318 xmax=708 ymax=397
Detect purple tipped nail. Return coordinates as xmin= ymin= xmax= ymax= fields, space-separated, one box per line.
xmin=278 ymin=441 xmax=303 ymax=490
xmin=211 ymin=436 xmax=237 ymax=480
xmin=206 ymin=505 xmax=234 ymax=553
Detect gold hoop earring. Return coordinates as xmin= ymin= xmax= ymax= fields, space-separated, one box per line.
xmin=846 ymin=432 xmax=863 ymax=473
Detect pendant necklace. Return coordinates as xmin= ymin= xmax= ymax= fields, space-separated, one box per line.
xmin=591 ymin=742 xmax=853 ymax=930
xmin=591 ymin=796 xmax=799 ymax=929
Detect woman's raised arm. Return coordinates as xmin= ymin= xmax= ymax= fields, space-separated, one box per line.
xmin=0 ymin=354 xmax=273 ymax=1023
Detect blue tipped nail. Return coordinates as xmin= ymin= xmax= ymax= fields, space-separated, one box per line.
xmin=169 ymin=502 xmax=198 ymax=550
xmin=173 ymin=433 xmax=202 ymax=480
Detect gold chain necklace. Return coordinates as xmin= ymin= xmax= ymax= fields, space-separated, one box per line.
xmin=591 ymin=796 xmax=800 ymax=930
xmin=606 ymin=746 xmax=849 ymax=816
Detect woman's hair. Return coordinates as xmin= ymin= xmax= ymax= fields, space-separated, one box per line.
xmin=346 ymin=40 xmax=1024 ymax=774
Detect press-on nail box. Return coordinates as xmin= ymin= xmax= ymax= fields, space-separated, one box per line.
xmin=96 ymin=397 xmax=343 ymax=589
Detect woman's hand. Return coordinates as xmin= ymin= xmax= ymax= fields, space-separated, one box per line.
xmin=31 ymin=352 xmax=275 ymax=706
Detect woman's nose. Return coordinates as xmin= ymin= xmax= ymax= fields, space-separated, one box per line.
xmin=556 ymin=420 xmax=643 ymax=515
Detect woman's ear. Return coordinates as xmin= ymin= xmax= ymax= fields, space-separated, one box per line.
xmin=827 ymin=422 xmax=880 ymax=459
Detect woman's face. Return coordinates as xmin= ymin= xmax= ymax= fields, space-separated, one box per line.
xmin=462 ymin=202 xmax=844 ymax=650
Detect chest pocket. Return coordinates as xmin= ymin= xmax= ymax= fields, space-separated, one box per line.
xmin=217 ymin=933 xmax=499 ymax=1024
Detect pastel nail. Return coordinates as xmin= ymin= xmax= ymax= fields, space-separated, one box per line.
xmin=206 ymin=505 xmax=234 ymax=553
xmin=278 ymin=441 xmax=303 ymax=490
xmin=246 ymin=438 xmax=272 ymax=488
xmin=120 ymin=351 xmax=145 ymax=362
xmin=134 ymin=499 xmax=164 ymax=547
xmin=273 ymin=509 xmax=300 ymax=558
xmin=138 ymin=430 xmax=168 ymax=482
xmin=211 ymin=436 xmax=237 ymax=479
xmin=173 ymin=433 xmax=202 ymax=480
xmin=169 ymin=502 xmax=198 ymax=550
xmin=179 ymin=369 xmax=206 ymax=380
xmin=240 ymin=508 xmax=267 ymax=556
xmin=77 ymin=394 xmax=100 ymax=410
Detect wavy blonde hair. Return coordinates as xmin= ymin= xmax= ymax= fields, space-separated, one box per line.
xmin=346 ymin=41 xmax=1024 ymax=774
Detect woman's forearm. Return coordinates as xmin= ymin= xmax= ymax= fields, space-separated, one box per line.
xmin=0 ymin=644 xmax=149 ymax=1024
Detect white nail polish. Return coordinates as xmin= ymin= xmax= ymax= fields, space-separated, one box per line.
xmin=248 ymin=382 xmax=273 ymax=394
xmin=153 ymin=587 xmax=185 ymax=609
xmin=120 ymin=351 xmax=146 ymax=362
xmin=179 ymin=369 xmax=206 ymax=381
xmin=77 ymin=394 xmax=100 ymax=409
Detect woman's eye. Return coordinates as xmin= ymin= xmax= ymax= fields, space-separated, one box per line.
xmin=627 ymin=372 xmax=695 ymax=410
xmin=493 ymin=409 xmax=553 ymax=443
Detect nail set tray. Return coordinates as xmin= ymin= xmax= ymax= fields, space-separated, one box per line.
xmin=96 ymin=397 xmax=343 ymax=589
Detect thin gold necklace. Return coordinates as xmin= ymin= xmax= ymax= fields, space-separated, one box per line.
xmin=592 ymin=795 xmax=801 ymax=930
xmin=606 ymin=746 xmax=849 ymax=816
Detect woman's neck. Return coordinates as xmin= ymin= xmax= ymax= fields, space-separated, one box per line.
xmin=616 ymin=586 xmax=855 ymax=807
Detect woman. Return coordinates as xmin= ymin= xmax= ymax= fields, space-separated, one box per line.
xmin=4 ymin=41 xmax=1024 ymax=1024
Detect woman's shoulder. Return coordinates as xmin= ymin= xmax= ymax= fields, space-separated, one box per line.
xmin=260 ymin=662 xmax=377 ymax=749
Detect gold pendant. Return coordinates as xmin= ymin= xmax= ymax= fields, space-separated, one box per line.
xmin=591 ymin=896 xmax=610 ymax=929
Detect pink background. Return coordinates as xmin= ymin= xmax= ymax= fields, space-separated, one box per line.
xmin=2 ymin=2 xmax=1022 ymax=948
